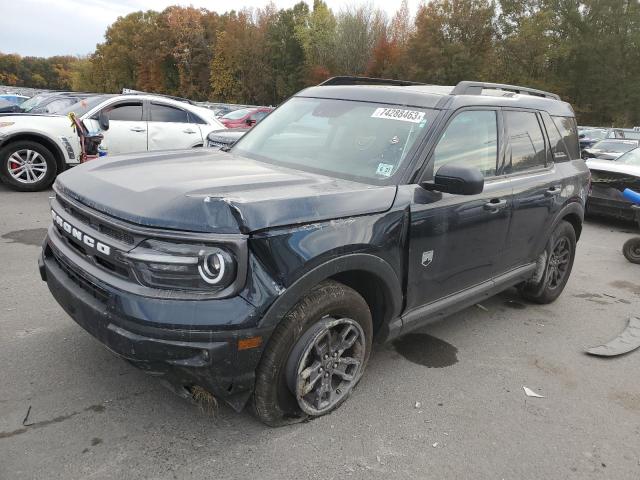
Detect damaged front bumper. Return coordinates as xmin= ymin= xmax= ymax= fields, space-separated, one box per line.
xmin=39 ymin=233 xmax=271 ymax=412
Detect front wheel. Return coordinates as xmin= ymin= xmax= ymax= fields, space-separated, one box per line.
xmin=519 ymin=220 xmax=577 ymax=304
xmin=253 ymin=280 xmax=372 ymax=427
xmin=0 ymin=141 xmax=57 ymax=192
xmin=622 ymin=237 xmax=640 ymax=264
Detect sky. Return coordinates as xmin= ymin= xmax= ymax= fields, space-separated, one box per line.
xmin=0 ymin=0 xmax=420 ymax=58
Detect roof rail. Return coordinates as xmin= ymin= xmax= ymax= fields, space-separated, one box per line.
xmin=319 ymin=76 xmax=426 ymax=87
xmin=451 ymin=81 xmax=560 ymax=100
xmin=121 ymin=88 xmax=196 ymax=105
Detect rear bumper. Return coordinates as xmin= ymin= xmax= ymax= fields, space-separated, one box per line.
xmin=39 ymin=236 xmax=270 ymax=411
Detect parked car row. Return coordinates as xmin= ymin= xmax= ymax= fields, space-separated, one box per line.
xmin=0 ymin=90 xmax=272 ymax=191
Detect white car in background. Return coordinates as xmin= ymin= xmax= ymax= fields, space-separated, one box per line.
xmin=0 ymin=94 xmax=225 ymax=191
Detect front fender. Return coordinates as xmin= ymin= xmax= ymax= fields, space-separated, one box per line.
xmin=257 ymin=252 xmax=403 ymax=332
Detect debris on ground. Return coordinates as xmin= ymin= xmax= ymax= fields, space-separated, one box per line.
xmin=191 ymin=386 xmax=218 ymax=415
xmin=475 ymin=304 xmax=488 ymax=312
xmin=432 ymin=442 xmax=439 ymax=447
xmin=22 ymin=405 xmax=32 ymax=426
xmin=414 ymin=401 xmax=422 ymax=409
xmin=523 ymin=386 xmax=544 ymax=398
xmin=586 ymin=316 xmax=640 ymax=357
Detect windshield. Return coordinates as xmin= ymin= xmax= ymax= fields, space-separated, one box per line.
xmin=19 ymin=93 xmax=52 ymax=112
xmin=592 ymin=140 xmax=638 ymax=153
xmin=581 ymin=129 xmax=607 ymax=140
xmin=617 ymin=148 xmax=640 ymax=165
xmin=222 ymin=108 xmax=252 ymax=120
xmin=58 ymin=96 xmax=107 ymax=116
xmin=233 ymin=97 xmax=436 ymax=184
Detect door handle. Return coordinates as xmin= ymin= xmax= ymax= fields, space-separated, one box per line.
xmin=183 ymin=129 xmax=197 ymax=134
xmin=130 ymin=127 xmax=146 ymax=132
xmin=484 ymin=198 xmax=507 ymax=212
xmin=545 ymin=186 xmax=562 ymax=197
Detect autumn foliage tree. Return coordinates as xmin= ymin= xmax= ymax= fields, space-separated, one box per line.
xmin=3 ymin=0 xmax=640 ymax=125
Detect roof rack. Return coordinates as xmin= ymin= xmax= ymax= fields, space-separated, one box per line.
xmin=121 ymin=88 xmax=196 ymax=105
xmin=451 ymin=81 xmax=560 ymax=100
xmin=318 ymin=76 xmax=426 ymax=87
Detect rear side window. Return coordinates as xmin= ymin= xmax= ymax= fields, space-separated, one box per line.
xmin=433 ymin=110 xmax=498 ymax=177
xmin=150 ymin=103 xmax=189 ymax=123
xmin=541 ymin=112 xmax=569 ymax=162
xmin=106 ymin=102 xmax=143 ymax=121
xmin=505 ymin=111 xmax=546 ymax=172
xmin=552 ymin=116 xmax=579 ymax=160
xmin=188 ymin=112 xmax=206 ymax=125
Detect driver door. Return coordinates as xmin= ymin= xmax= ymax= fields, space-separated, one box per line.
xmin=92 ymin=101 xmax=147 ymax=155
xmin=406 ymin=108 xmax=513 ymax=311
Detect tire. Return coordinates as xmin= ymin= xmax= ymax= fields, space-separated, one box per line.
xmin=253 ymin=280 xmax=373 ymax=427
xmin=0 ymin=140 xmax=57 ymax=192
xmin=518 ymin=220 xmax=576 ymax=304
xmin=622 ymin=237 xmax=640 ymax=264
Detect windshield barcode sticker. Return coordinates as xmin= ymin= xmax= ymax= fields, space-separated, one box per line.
xmin=371 ymin=108 xmax=425 ymax=123
xmin=376 ymin=163 xmax=394 ymax=177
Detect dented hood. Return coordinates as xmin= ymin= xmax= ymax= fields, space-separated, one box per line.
xmin=55 ymin=149 xmax=397 ymax=234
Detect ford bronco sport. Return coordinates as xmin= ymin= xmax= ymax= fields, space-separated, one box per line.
xmin=40 ymin=77 xmax=588 ymax=426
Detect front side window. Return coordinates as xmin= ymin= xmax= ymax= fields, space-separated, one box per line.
xmin=233 ymin=97 xmax=436 ymax=184
xmin=505 ymin=110 xmax=546 ymax=172
xmin=432 ymin=110 xmax=498 ymax=177
xmin=149 ymin=103 xmax=189 ymax=123
xmin=104 ymin=102 xmax=143 ymax=121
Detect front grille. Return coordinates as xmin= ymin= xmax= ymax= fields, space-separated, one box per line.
xmin=49 ymin=246 xmax=110 ymax=303
xmin=57 ymin=196 xmax=135 ymax=245
xmin=208 ymin=139 xmax=230 ymax=148
xmin=53 ymin=223 xmax=131 ymax=279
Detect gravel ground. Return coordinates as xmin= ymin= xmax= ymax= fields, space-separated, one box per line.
xmin=0 ymin=182 xmax=639 ymax=480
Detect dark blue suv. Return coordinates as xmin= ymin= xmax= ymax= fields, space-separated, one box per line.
xmin=40 ymin=77 xmax=588 ymax=426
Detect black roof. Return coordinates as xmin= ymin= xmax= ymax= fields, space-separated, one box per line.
xmin=298 ymin=78 xmax=574 ymax=117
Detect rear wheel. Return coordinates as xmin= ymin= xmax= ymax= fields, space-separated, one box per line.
xmin=0 ymin=141 xmax=57 ymax=191
xmin=253 ymin=280 xmax=372 ymax=427
xmin=622 ymin=237 xmax=640 ymax=264
xmin=519 ymin=220 xmax=576 ymax=304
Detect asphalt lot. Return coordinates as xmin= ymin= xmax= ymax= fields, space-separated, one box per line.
xmin=1 ymin=182 xmax=639 ymax=480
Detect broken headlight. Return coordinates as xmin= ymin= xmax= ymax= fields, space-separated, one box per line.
xmin=122 ymin=239 xmax=237 ymax=292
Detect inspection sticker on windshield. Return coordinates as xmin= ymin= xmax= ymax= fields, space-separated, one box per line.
xmin=371 ymin=107 xmax=425 ymax=123
xmin=376 ymin=163 xmax=394 ymax=177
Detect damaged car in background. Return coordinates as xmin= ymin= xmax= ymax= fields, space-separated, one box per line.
xmin=586 ymin=147 xmax=640 ymax=221
xmin=39 ymin=77 xmax=588 ymax=426
xmin=0 ymin=93 xmax=225 ymax=191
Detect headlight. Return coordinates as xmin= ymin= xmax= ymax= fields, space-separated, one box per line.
xmin=121 ymin=239 xmax=237 ymax=292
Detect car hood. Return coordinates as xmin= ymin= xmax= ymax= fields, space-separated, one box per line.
xmin=55 ymin=149 xmax=397 ymax=234
xmin=586 ymin=158 xmax=640 ymax=177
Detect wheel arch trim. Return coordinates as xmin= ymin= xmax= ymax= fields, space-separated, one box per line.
xmin=257 ymin=253 xmax=403 ymax=337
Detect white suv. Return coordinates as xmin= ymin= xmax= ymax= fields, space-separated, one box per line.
xmin=0 ymin=94 xmax=225 ymax=191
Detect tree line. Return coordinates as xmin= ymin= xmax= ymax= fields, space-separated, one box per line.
xmin=1 ymin=0 xmax=639 ymax=126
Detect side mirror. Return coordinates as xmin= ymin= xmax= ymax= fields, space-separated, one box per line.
xmin=246 ymin=118 xmax=256 ymax=126
xmin=98 ymin=111 xmax=110 ymax=131
xmin=578 ymin=133 xmax=585 ymax=139
xmin=425 ymin=164 xmax=484 ymax=195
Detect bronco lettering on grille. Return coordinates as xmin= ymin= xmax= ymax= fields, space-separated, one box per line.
xmin=52 ymin=210 xmax=112 ymax=256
